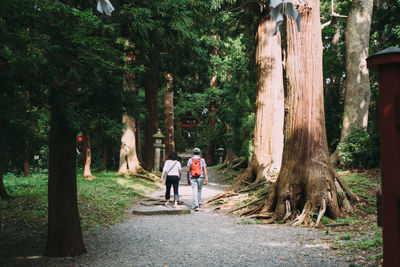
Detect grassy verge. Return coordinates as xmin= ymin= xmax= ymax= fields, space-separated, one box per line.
xmin=1 ymin=169 xmax=160 ymax=237
xmin=322 ymin=168 xmax=382 ymax=266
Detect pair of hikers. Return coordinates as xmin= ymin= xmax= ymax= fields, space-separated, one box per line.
xmin=161 ymin=148 xmax=208 ymax=211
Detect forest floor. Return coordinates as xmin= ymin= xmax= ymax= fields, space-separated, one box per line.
xmin=0 ymin=167 xmax=381 ymax=266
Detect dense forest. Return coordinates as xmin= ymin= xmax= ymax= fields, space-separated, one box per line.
xmin=1 ymin=0 xmax=398 ymax=258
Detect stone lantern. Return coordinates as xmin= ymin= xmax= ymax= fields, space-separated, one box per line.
xmin=216 ymin=147 xmax=225 ymax=164
xmin=153 ymin=128 xmax=165 ymax=172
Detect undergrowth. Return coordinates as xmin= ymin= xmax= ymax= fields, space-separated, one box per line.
xmin=0 ymin=169 xmax=159 ymax=236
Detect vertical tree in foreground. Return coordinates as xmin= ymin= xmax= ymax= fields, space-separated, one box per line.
xmin=332 ymin=0 xmax=374 ymax=165
xmin=255 ymin=0 xmax=353 ymax=225
xmin=46 ymin=107 xmax=86 ymax=256
xmin=83 ymin=132 xmax=93 ymax=180
xmin=164 ymin=73 xmax=175 ymax=157
xmin=232 ymin=12 xmax=284 ymax=188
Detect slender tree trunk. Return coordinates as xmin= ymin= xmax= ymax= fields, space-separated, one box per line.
xmin=144 ymin=65 xmax=159 ymax=171
xmin=45 ymin=108 xmax=86 ymax=256
xmin=0 ymin=113 xmax=11 ymax=200
xmin=164 ymin=73 xmax=175 ymax=157
xmin=23 ymin=139 xmax=30 ymax=177
xmin=83 ymin=133 xmax=93 ymax=179
xmin=100 ymin=143 xmax=108 ymax=170
xmin=257 ymin=0 xmax=350 ymax=225
xmin=232 ymin=13 xmax=284 ymax=189
xmin=206 ymin=42 xmax=218 ymax=166
xmin=223 ymin=123 xmax=236 ymax=165
xmin=332 ymin=0 xmax=374 ymax=165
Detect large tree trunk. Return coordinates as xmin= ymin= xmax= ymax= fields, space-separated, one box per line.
xmin=118 ymin=47 xmax=142 ymax=175
xmin=118 ymin=114 xmax=141 ymax=175
xmin=135 ymin=118 xmax=144 ymax=164
xmin=0 ymin=113 xmax=11 ymax=200
xmin=144 ymin=66 xmax=159 ymax=171
xmin=164 ymin=73 xmax=175 ymax=158
xmin=206 ymin=43 xmax=218 ymax=166
xmin=83 ymin=133 xmax=93 ymax=179
xmin=332 ymin=0 xmax=374 ymax=165
xmin=231 ymin=13 xmax=284 ymax=189
xmin=45 ymin=108 xmax=86 ymax=256
xmin=258 ymin=0 xmax=351 ymax=225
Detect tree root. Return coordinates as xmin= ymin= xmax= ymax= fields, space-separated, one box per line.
xmin=232 ymin=158 xmax=247 ymax=170
xmin=282 ymin=200 xmax=291 ymax=223
xmin=293 ymin=202 xmax=312 ymax=226
xmin=227 ymin=197 xmax=264 ymax=214
xmin=84 ymin=175 xmax=95 ymax=181
xmin=204 ymin=191 xmax=238 ymax=204
xmin=132 ymin=174 xmax=156 ymax=182
xmin=316 ymin=199 xmax=326 ymax=226
xmin=334 ymin=173 xmax=359 ymax=202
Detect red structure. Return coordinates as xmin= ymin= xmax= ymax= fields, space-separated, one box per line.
xmin=367 ymin=47 xmax=400 ymax=266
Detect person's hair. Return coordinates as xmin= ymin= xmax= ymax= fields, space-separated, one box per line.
xmin=168 ymin=152 xmax=178 ymax=160
xmin=194 ymin=151 xmax=200 ymax=155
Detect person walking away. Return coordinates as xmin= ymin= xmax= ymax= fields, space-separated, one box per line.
xmin=187 ymin=148 xmax=208 ymax=211
xmin=161 ymin=152 xmax=182 ymax=208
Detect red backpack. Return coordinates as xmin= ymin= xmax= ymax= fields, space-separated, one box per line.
xmin=190 ymin=157 xmax=202 ymax=177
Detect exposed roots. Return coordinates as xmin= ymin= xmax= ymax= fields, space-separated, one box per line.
xmin=315 ymin=199 xmax=326 ymax=226
xmin=282 ymin=200 xmax=292 ymax=223
xmin=293 ymin=202 xmax=312 ymax=226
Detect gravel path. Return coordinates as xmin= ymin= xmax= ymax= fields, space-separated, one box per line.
xmin=9 ymin=167 xmax=349 ymax=267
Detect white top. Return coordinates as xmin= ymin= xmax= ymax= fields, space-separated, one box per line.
xmin=162 ymin=160 xmax=182 ymax=176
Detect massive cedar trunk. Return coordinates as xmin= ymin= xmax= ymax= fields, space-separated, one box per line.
xmin=83 ymin=133 xmax=93 ymax=179
xmin=332 ymin=0 xmax=374 ymax=164
xmin=206 ymin=44 xmax=218 ymax=166
xmin=258 ymin=0 xmax=351 ymax=225
xmin=135 ymin=118 xmax=143 ymax=164
xmin=0 ymin=113 xmax=11 ymax=200
xmin=118 ymin=114 xmax=141 ymax=175
xmin=118 ymin=48 xmax=141 ymax=175
xmin=164 ymin=73 xmax=175 ymax=157
xmin=46 ymin=108 xmax=86 ymax=256
xmin=144 ymin=65 xmax=159 ymax=171
xmin=232 ymin=13 xmax=284 ymax=189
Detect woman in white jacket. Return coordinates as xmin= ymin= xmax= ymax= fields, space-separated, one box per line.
xmin=161 ymin=152 xmax=182 ymax=208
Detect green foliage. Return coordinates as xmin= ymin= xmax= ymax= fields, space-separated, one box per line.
xmin=338 ymin=127 xmax=380 ymax=168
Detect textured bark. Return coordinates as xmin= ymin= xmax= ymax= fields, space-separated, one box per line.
xmin=83 ymin=133 xmax=93 ymax=179
xmin=232 ymin=14 xmax=284 ymax=188
xmin=164 ymin=73 xmax=175 ymax=157
xmin=333 ymin=0 xmax=373 ymax=164
xmin=259 ymin=0 xmax=348 ymax=225
xmin=118 ymin=114 xmax=141 ymax=175
xmin=45 ymin=109 xmax=86 ymax=256
xmin=206 ymin=43 xmax=218 ymax=166
xmin=118 ymin=47 xmax=142 ymax=175
xmin=0 ymin=113 xmax=11 ymax=200
xmin=144 ymin=65 xmax=159 ymax=171
xmin=135 ymin=118 xmax=143 ymax=164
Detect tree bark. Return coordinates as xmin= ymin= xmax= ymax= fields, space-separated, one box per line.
xmin=164 ymin=73 xmax=175 ymax=157
xmin=232 ymin=13 xmax=284 ymax=188
xmin=259 ymin=0 xmax=349 ymax=225
xmin=46 ymin=108 xmax=86 ymax=256
xmin=100 ymin=143 xmax=108 ymax=170
xmin=0 ymin=113 xmax=11 ymax=200
xmin=118 ymin=114 xmax=141 ymax=175
xmin=23 ymin=139 xmax=30 ymax=177
xmin=118 ymin=47 xmax=142 ymax=175
xmin=83 ymin=133 xmax=93 ymax=179
xmin=144 ymin=64 xmax=159 ymax=171
xmin=332 ymin=0 xmax=374 ymax=165
xmin=206 ymin=43 xmax=218 ymax=166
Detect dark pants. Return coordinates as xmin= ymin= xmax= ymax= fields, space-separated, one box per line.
xmin=165 ymin=175 xmax=179 ymax=201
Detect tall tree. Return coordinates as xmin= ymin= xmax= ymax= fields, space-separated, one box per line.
xmin=118 ymin=46 xmax=141 ymax=175
xmin=332 ymin=0 xmax=374 ymax=164
xmin=83 ymin=132 xmax=93 ymax=180
xmin=251 ymin=0 xmax=353 ymax=225
xmin=233 ymin=12 xmax=284 ymax=188
xmin=164 ymin=72 xmax=175 ymax=157
xmin=0 ymin=114 xmax=11 ymax=200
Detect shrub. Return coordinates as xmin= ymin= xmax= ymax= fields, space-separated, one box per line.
xmin=338 ymin=127 xmax=380 ymax=168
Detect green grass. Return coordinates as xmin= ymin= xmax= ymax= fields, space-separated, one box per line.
xmin=1 ymin=170 xmax=160 ymax=234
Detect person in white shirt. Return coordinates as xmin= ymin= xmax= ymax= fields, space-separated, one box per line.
xmin=161 ymin=152 xmax=182 ymax=208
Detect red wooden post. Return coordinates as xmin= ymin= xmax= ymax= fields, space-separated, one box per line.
xmin=367 ymin=47 xmax=400 ymax=266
